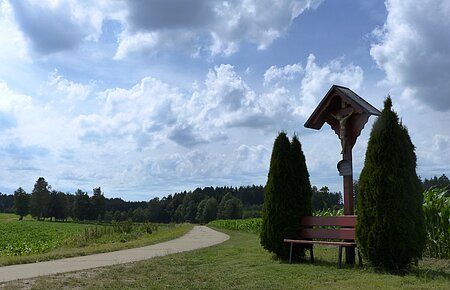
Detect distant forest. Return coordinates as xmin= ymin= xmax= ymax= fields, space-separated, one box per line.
xmin=0 ymin=174 xmax=448 ymax=223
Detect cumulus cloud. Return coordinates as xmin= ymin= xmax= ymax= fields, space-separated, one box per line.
xmin=8 ymin=0 xmax=323 ymax=58
xmin=0 ymin=1 xmax=29 ymax=61
xmin=127 ymin=0 xmax=215 ymax=31
xmin=0 ymin=53 xmax=364 ymax=197
xmin=9 ymin=0 xmax=124 ymax=56
xmin=370 ymin=0 xmax=450 ymax=111
xmin=263 ymin=63 xmax=303 ymax=86
xmin=115 ymin=0 xmax=323 ymax=58
xmin=298 ymin=54 xmax=364 ymax=116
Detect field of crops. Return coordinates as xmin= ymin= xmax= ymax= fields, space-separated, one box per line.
xmin=209 ymin=218 xmax=262 ymax=233
xmin=208 ymin=209 xmax=346 ymax=234
xmin=423 ymin=186 xmax=450 ymax=258
xmin=0 ymin=215 xmax=94 ymax=256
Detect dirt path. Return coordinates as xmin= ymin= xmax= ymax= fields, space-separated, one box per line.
xmin=0 ymin=226 xmax=229 ymax=283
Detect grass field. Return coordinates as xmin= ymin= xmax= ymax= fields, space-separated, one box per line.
xmin=0 ymin=213 xmax=193 ymax=266
xmin=3 ymin=227 xmax=449 ymax=289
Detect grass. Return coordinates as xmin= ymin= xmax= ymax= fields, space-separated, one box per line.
xmin=0 ymin=213 xmax=193 ymax=266
xmin=3 ymin=227 xmax=449 ymax=289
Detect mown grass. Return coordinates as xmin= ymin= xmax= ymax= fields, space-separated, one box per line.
xmin=4 ymin=227 xmax=449 ymax=289
xmin=0 ymin=213 xmax=193 ymax=266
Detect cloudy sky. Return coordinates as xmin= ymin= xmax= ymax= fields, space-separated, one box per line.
xmin=0 ymin=0 xmax=449 ymax=201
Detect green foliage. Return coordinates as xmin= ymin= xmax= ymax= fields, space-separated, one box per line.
xmin=30 ymin=177 xmax=50 ymax=220
xmin=356 ymin=96 xmax=426 ymax=272
xmin=260 ymin=133 xmax=312 ymax=260
xmin=311 ymin=186 xmax=342 ymax=211
xmin=73 ymin=189 xmax=91 ymax=221
xmin=66 ymin=222 xmax=159 ymax=247
xmin=217 ymin=192 xmax=233 ymax=219
xmin=91 ymin=187 xmax=106 ymax=220
xmin=13 ymin=187 xmax=29 ymax=219
xmin=423 ymin=187 xmax=450 ymax=258
xmin=422 ymin=174 xmax=450 ymax=191
xmin=313 ymin=208 xmax=344 ymax=217
xmin=196 ymin=197 xmax=218 ymax=224
xmin=209 ymin=218 xmax=262 ymax=233
xmin=0 ymin=219 xmax=93 ymax=256
xmin=47 ymin=190 xmax=69 ymax=221
xmin=222 ymin=197 xmax=243 ymax=219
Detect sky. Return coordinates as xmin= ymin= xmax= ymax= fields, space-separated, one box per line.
xmin=0 ymin=0 xmax=449 ymax=201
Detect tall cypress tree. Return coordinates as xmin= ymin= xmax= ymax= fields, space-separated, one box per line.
xmin=291 ymin=135 xmax=312 ymax=217
xmin=356 ymin=96 xmax=425 ymax=272
xmin=260 ymin=132 xmax=312 ymax=260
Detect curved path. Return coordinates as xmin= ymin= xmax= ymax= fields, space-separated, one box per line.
xmin=0 ymin=226 xmax=229 ymax=283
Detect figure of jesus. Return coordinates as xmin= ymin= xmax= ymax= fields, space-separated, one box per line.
xmin=331 ymin=109 xmax=354 ymax=154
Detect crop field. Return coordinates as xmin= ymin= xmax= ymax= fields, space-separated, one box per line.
xmin=0 ymin=213 xmax=193 ymax=266
xmin=209 ymin=218 xmax=262 ymax=233
xmin=0 ymin=215 xmax=94 ymax=256
xmin=208 ymin=209 xmax=344 ymax=234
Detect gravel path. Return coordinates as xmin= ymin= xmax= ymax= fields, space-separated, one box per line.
xmin=0 ymin=226 xmax=229 ymax=283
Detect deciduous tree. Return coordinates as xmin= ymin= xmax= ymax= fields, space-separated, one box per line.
xmin=30 ymin=177 xmax=50 ymax=220
xmin=14 ymin=187 xmax=29 ymax=220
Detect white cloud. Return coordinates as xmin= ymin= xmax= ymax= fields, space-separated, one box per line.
xmin=39 ymin=71 xmax=93 ymax=113
xmin=298 ymin=54 xmax=364 ymax=116
xmin=370 ymin=0 xmax=450 ymax=111
xmin=8 ymin=0 xmax=324 ymax=59
xmin=9 ymin=0 xmax=124 ymax=56
xmin=0 ymin=0 xmax=29 ymax=61
xmin=115 ymin=0 xmax=324 ymax=58
xmin=0 ymin=53 xmax=364 ymax=198
xmin=263 ymin=63 xmax=303 ymax=86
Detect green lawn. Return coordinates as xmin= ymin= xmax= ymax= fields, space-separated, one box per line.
xmin=3 ymin=227 xmax=449 ymax=289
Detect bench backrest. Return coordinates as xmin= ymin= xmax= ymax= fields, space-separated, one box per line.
xmin=300 ymin=215 xmax=357 ymax=240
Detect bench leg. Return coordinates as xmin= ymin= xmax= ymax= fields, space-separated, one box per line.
xmin=289 ymin=242 xmax=293 ymax=264
xmin=338 ymin=246 xmax=343 ymax=269
xmin=310 ymin=246 xmax=314 ymax=263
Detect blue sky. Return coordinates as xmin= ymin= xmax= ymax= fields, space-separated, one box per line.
xmin=0 ymin=0 xmax=449 ymax=201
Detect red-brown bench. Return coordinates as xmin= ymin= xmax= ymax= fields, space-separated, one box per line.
xmin=283 ymin=215 xmax=362 ymax=268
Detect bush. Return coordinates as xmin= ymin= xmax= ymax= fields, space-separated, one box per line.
xmin=260 ymin=133 xmax=312 ymax=260
xmin=356 ymin=97 xmax=425 ymax=272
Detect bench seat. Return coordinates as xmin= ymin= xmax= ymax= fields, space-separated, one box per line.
xmin=283 ymin=215 xmax=362 ymax=268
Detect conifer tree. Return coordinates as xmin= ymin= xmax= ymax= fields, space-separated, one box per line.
xmin=356 ymin=96 xmax=426 ymax=272
xmin=260 ymin=132 xmax=312 ymax=260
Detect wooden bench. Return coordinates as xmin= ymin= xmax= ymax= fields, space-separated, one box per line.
xmin=283 ymin=215 xmax=362 ymax=268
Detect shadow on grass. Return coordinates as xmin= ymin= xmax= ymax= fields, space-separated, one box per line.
xmin=411 ymin=267 xmax=450 ymax=280
xmin=283 ymin=256 xmax=363 ymax=270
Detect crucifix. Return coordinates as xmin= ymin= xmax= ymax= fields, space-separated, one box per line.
xmin=331 ymin=107 xmax=354 ymax=154
xmin=304 ymin=85 xmax=381 ymax=264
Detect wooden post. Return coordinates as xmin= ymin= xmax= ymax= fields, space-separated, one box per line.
xmin=303 ymin=85 xmax=381 ymax=266
xmin=343 ymin=146 xmax=354 ymax=215
xmin=343 ymin=144 xmax=355 ymax=264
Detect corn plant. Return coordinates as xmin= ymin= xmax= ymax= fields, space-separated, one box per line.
xmin=313 ymin=208 xmax=344 ymax=216
xmin=209 ymin=218 xmax=262 ymax=234
xmin=423 ymin=186 xmax=450 ymax=259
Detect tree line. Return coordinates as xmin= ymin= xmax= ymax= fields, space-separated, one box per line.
xmin=8 ymin=178 xmax=265 ymax=223
xmin=2 ymin=173 xmax=446 ymax=224
xmin=3 ymin=178 xmax=348 ymax=223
